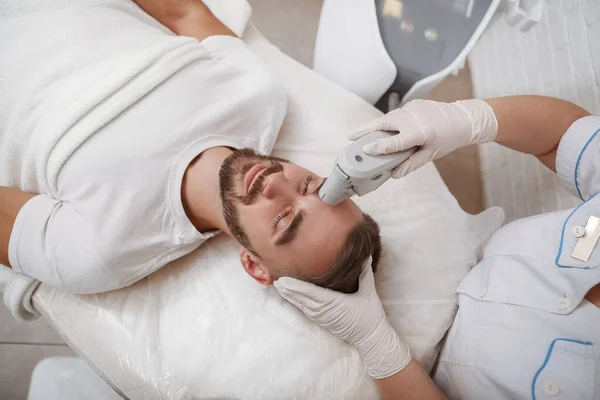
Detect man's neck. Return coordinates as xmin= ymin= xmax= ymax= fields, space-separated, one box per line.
xmin=181 ymin=146 xmax=233 ymax=235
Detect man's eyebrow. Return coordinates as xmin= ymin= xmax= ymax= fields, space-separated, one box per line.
xmin=275 ymin=210 xmax=306 ymax=247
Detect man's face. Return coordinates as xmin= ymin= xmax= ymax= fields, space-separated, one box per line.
xmin=219 ymin=149 xmax=363 ymax=285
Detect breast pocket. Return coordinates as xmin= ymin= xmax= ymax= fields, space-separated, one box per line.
xmin=556 ymin=193 xmax=600 ymax=269
xmin=531 ymin=338 xmax=595 ymax=400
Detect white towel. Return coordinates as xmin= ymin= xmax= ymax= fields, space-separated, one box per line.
xmin=0 ymin=265 xmax=40 ymax=321
xmin=0 ymin=0 xmax=250 ymax=320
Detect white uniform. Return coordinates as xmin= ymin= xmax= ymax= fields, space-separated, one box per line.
xmin=434 ymin=116 xmax=600 ymax=399
xmin=2 ymin=3 xmax=287 ymax=294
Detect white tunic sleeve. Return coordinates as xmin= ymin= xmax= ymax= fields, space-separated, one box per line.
xmin=556 ymin=116 xmax=600 ymax=201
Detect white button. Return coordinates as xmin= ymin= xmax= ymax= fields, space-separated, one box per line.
xmin=571 ymin=225 xmax=586 ymax=238
xmin=478 ymin=287 xmax=487 ymax=298
xmin=556 ymin=298 xmax=571 ymax=310
xmin=542 ymin=380 xmax=560 ymax=395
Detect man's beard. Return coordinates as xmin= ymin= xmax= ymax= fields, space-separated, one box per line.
xmin=219 ymin=148 xmax=289 ymax=255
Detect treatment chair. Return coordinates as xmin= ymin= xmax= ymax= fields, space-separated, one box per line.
xmin=7 ymin=1 xmax=505 ymax=398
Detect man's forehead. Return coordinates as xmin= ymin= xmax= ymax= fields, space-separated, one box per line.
xmin=290 ymin=207 xmax=360 ymax=267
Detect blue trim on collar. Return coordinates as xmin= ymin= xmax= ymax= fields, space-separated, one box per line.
xmin=574 ymin=128 xmax=600 ymax=200
xmin=555 ymin=192 xmax=600 ymax=268
xmin=531 ymin=338 xmax=593 ymax=400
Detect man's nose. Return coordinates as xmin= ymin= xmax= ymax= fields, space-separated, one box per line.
xmin=262 ymin=172 xmax=292 ymax=200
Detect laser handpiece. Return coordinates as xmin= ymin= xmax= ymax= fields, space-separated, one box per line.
xmin=319 ymin=131 xmax=416 ymax=205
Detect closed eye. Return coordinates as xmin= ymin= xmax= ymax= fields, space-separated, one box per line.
xmin=271 ymin=209 xmax=291 ymax=231
xmin=302 ymin=175 xmax=316 ymax=195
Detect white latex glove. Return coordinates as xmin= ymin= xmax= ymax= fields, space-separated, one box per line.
xmin=274 ymin=262 xmax=411 ymax=379
xmin=349 ymin=99 xmax=498 ymax=178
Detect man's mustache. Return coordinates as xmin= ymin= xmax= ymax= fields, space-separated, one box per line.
xmin=237 ymin=162 xmax=284 ymax=205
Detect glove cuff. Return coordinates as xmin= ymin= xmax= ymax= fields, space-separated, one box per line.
xmin=358 ymin=323 xmax=412 ymax=379
xmin=456 ymin=99 xmax=499 ymax=145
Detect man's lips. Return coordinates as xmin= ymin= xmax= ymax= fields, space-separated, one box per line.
xmin=245 ymin=164 xmax=266 ymax=194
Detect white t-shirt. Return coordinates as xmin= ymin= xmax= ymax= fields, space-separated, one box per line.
xmin=6 ymin=35 xmax=287 ymax=294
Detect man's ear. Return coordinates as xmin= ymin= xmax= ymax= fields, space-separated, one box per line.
xmin=239 ymin=247 xmax=273 ymax=286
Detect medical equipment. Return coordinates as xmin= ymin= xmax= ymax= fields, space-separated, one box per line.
xmin=313 ymin=0 xmax=500 ymax=111
xmin=319 ymin=131 xmax=415 ymax=205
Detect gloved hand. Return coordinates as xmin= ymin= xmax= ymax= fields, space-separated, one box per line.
xmin=349 ymin=99 xmax=498 ymax=178
xmin=274 ymin=261 xmax=411 ymax=379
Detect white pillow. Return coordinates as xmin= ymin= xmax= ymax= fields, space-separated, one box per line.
xmin=33 ymin=24 xmax=504 ymax=399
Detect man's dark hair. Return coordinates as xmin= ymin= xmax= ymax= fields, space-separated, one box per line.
xmin=306 ymin=213 xmax=381 ymax=294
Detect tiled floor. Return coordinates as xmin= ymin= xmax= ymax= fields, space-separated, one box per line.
xmin=0 ymin=344 xmax=76 ymax=400
xmin=250 ymin=0 xmax=323 ymax=67
xmin=0 ymin=305 xmax=76 ymax=400
xmin=0 ymin=306 xmax=64 ymax=345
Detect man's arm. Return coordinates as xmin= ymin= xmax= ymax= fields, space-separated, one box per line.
xmin=275 ymin=267 xmax=447 ymax=400
xmin=0 ymin=187 xmax=35 ymax=267
xmin=486 ymin=95 xmax=591 ymax=171
xmin=133 ymin=0 xmax=236 ymax=40
xmin=350 ymin=95 xmax=592 ymax=178
xmin=375 ymin=360 xmax=447 ymax=400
